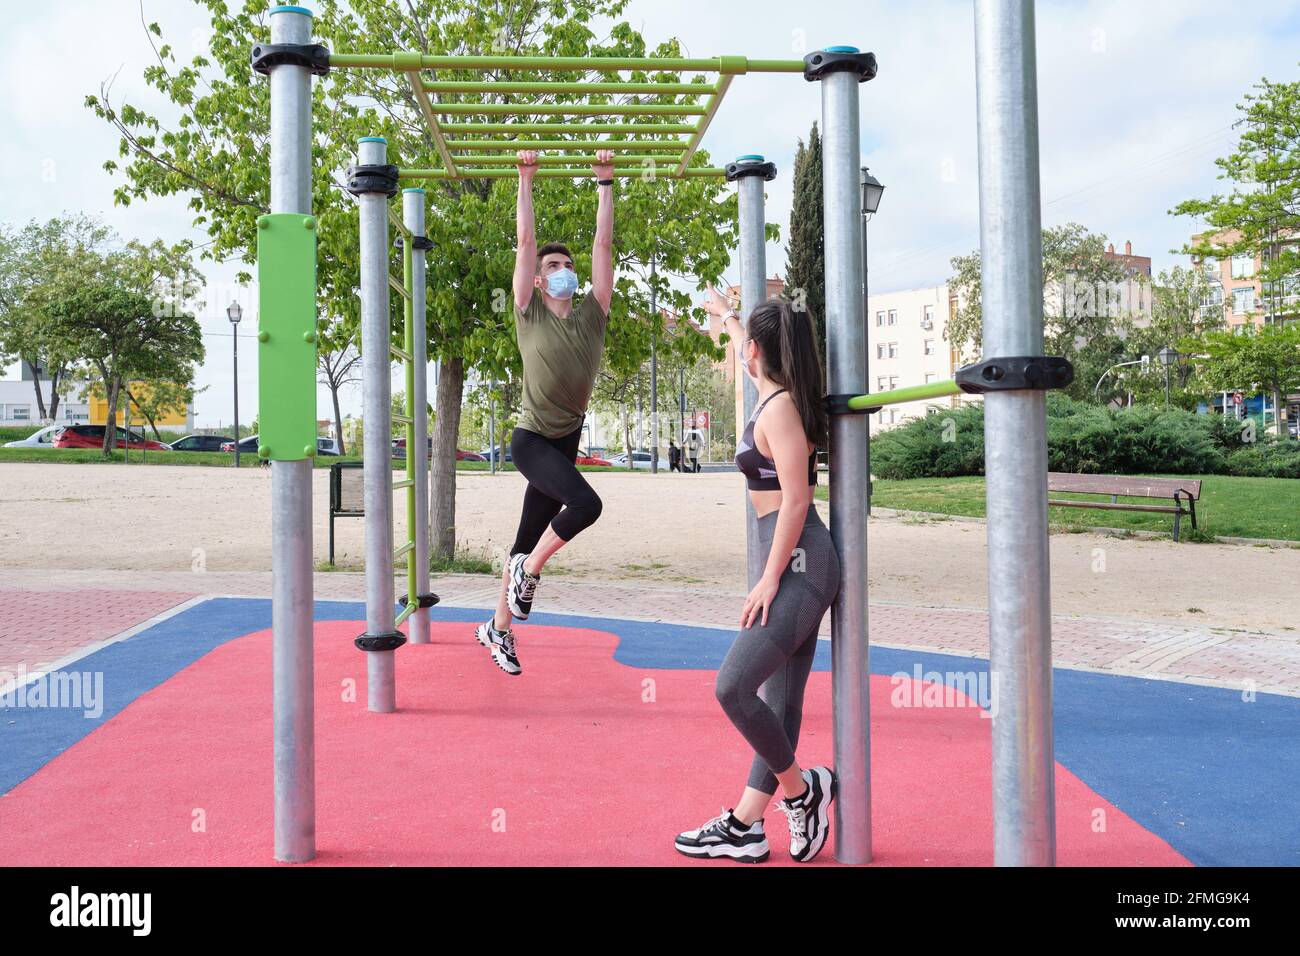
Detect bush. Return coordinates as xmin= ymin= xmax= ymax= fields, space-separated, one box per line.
xmin=1224 ymin=438 xmax=1300 ymax=478
xmin=870 ymin=403 xmax=986 ymax=480
xmin=868 ymin=393 xmax=1292 ymax=479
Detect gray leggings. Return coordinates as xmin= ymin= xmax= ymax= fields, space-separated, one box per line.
xmin=714 ymin=508 xmax=841 ymax=795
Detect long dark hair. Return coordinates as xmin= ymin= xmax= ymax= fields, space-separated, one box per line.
xmin=746 ymin=298 xmax=828 ymax=448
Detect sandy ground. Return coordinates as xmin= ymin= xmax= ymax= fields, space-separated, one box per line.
xmin=2 ymin=462 xmax=1297 ymax=633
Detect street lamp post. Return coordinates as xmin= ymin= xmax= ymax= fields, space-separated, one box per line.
xmin=1093 ymin=355 xmax=1150 ymax=405
xmin=228 ymin=301 xmax=242 ymax=468
xmin=1158 ymin=345 xmax=1178 ymax=409
xmin=860 ymin=167 xmax=883 ymax=514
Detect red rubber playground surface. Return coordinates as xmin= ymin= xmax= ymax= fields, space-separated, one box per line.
xmin=2 ymin=597 xmax=1295 ymax=866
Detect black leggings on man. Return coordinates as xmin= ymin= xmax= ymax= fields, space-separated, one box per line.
xmin=509 ymin=419 xmax=603 ymax=557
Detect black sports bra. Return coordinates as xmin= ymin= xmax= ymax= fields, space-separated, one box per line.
xmin=734 ymin=388 xmax=818 ymax=491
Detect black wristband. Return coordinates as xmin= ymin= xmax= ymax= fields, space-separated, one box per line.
xmin=597 ymin=178 xmax=614 ymax=187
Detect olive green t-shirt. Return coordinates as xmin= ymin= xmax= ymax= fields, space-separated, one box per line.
xmin=515 ymin=291 xmax=609 ymax=439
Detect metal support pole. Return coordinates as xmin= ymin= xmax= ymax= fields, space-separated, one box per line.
xmin=732 ymin=157 xmax=768 ymax=588
xmin=268 ymin=3 xmax=315 ymax=863
xmin=973 ymin=0 xmax=1056 ymax=866
xmin=358 ymin=136 xmax=397 ymax=713
xmin=650 ymin=254 xmax=659 ymax=473
xmin=404 ymin=189 xmax=431 ymax=645
xmin=816 ymin=51 xmax=872 ymax=865
xmin=233 ymin=330 xmax=241 ymax=469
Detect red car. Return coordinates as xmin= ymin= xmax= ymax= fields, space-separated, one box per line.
xmin=53 ymin=425 xmax=170 ymax=451
xmin=576 ymin=452 xmax=612 ymax=467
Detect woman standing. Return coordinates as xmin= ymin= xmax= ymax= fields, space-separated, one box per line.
xmin=675 ymin=292 xmax=842 ymax=864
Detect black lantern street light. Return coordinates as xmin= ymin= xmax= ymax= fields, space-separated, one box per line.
xmin=1158 ymin=345 xmax=1178 ymax=409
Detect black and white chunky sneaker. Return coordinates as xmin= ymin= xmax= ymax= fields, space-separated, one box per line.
xmin=674 ymin=808 xmax=770 ymax=863
xmin=778 ymin=766 xmax=836 ymax=862
xmin=474 ymin=618 xmax=521 ymax=676
xmin=506 ymin=552 xmax=540 ymax=619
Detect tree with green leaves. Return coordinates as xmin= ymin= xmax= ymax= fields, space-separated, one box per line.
xmin=1174 ymin=76 xmax=1300 ymax=325
xmin=0 ymin=215 xmax=114 ymax=422
xmin=783 ymin=123 xmax=825 ymax=392
xmin=1189 ymin=324 xmax=1300 ymax=436
xmin=947 ymin=222 xmax=1133 ymax=400
xmin=46 ymin=238 xmax=204 ymax=456
xmin=90 ymin=0 xmax=740 ymax=559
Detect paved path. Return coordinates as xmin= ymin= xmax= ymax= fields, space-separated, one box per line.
xmin=2 ymin=568 xmax=1296 ymax=697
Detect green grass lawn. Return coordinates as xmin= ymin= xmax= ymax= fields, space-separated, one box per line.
xmin=815 ymin=474 xmax=1300 ymax=542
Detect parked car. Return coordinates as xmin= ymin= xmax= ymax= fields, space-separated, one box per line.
xmin=220 ymin=435 xmax=260 ymax=454
xmin=608 ymin=450 xmax=668 ymax=470
xmin=53 ymin=425 xmax=170 ymax=451
xmin=169 ymin=434 xmax=234 ymax=452
xmin=457 ymin=449 xmax=486 ymax=462
xmin=391 ymin=437 xmax=432 ymax=460
xmin=576 ymin=451 xmax=612 ymax=467
xmin=478 ymin=445 xmax=513 ymax=463
xmin=3 ymin=425 xmax=63 ymax=448
xmin=315 ymin=437 xmax=342 ymax=456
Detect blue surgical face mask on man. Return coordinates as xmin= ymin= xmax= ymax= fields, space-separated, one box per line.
xmin=545 ymin=268 xmax=579 ymax=299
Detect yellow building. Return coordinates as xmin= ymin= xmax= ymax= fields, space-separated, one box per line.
xmin=89 ymin=382 xmax=194 ymax=429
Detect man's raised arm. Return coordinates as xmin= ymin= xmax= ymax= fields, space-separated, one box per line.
xmin=512 ymin=150 xmax=539 ymax=313
xmin=590 ymin=149 xmax=615 ymax=315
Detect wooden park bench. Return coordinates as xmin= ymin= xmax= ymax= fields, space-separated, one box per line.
xmin=329 ymin=461 xmax=365 ymax=564
xmin=1047 ymin=473 xmax=1202 ymax=541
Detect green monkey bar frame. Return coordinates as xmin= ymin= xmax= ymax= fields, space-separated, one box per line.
xmin=261 ymin=1 xmax=1061 ymax=874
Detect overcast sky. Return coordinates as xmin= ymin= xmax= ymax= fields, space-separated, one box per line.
xmin=3 ymin=0 xmax=1298 ymax=429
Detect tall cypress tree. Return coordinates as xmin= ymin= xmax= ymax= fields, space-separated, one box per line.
xmin=783 ymin=123 xmax=827 ymax=393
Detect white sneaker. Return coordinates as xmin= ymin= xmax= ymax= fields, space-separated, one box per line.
xmin=506 ymin=552 xmax=540 ymax=619
xmin=674 ymin=808 xmax=770 ymax=863
xmin=474 ymin=618 xmax=521 ymax=676
xmin=778 ymin=766 xmax=836 ymax=862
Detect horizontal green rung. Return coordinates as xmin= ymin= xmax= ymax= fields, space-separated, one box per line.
xmin=394 ymin=541 xmax=414 ymax=561
xmin=435 ymin=103 xmax=706 ymax=116
xmin=392 ymin=478 xmax=415 ymax=490
xmin=394 ymin=602 xmax=415 ymax=627
xmin=391 ymin=412 xmax=414 ymax=424
xmin=425 ymin=80 xmax=718 ymax=96
xmin=846 ymin=379 xmax=963 ymax=410
xmin=329 ymin=53 xmax=806 ymax=74
xmin=444 ymin=138 xmax=690 ymax=151
xmin=440 ymin=122 xmax=698 ymax=134
xmin=400 ymin=166 xmax=727 ymax=180
xmin=390 ymin=344 xmax=413 ymax=362
xmin=388 ymin=275 xmax=410 ymax=300
xmin=452 ymin=154 xmax=679 ymax=166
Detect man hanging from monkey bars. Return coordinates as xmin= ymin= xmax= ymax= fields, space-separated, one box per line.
xmin=474 ymin=148 xmax=615 ymax=675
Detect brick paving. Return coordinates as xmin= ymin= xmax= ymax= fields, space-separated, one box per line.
xmin=1 ymin=568 xmax=1296 ymax=696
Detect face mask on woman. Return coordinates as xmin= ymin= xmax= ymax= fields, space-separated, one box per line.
xmin=545 ymin=268 xmax=579 ymax=299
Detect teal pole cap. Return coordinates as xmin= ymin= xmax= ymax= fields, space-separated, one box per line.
xmin=402 ymin=188 xmax=426 ymax=194
xmin=825 ymin=45 xmax=860 ymax=53
xmin=735 ymin=154 xmax=765 ymax=162
xmin=359 ymin=136 xmax=388 ymax=144
xmin=270 ymin=5 xmax=314 ymax=16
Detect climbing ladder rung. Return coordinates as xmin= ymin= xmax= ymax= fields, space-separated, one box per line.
xmin=391 ymin=412 xmax=413 ymax=425
xmin=393 ymin=541 xmax=414 ymax=561
xmin=389 ymin=275 xmax=411 ymax=300
xmin=393 ymin=478 xmax=414 ymax=490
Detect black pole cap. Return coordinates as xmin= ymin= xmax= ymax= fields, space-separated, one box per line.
xmin=354 ymin=631 xmax=408 ymax=652
xmin=725 ymin=155 xmax=778 ymax=182
xmin=803 ymin=47 xmax=878 ymax=83
xmin=251 ymin=43 xmax=331 ymax=77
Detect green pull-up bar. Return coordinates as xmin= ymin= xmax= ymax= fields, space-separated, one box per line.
xmin=846 ymin=379 xmax=963 ymax=411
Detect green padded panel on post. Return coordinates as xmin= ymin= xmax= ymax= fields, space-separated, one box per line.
xmin=257 ymin=213 xmax=318 ymax=461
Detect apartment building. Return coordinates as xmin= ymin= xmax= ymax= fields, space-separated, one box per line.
xmin=866 ymin=285 xmax=970 ymax=435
